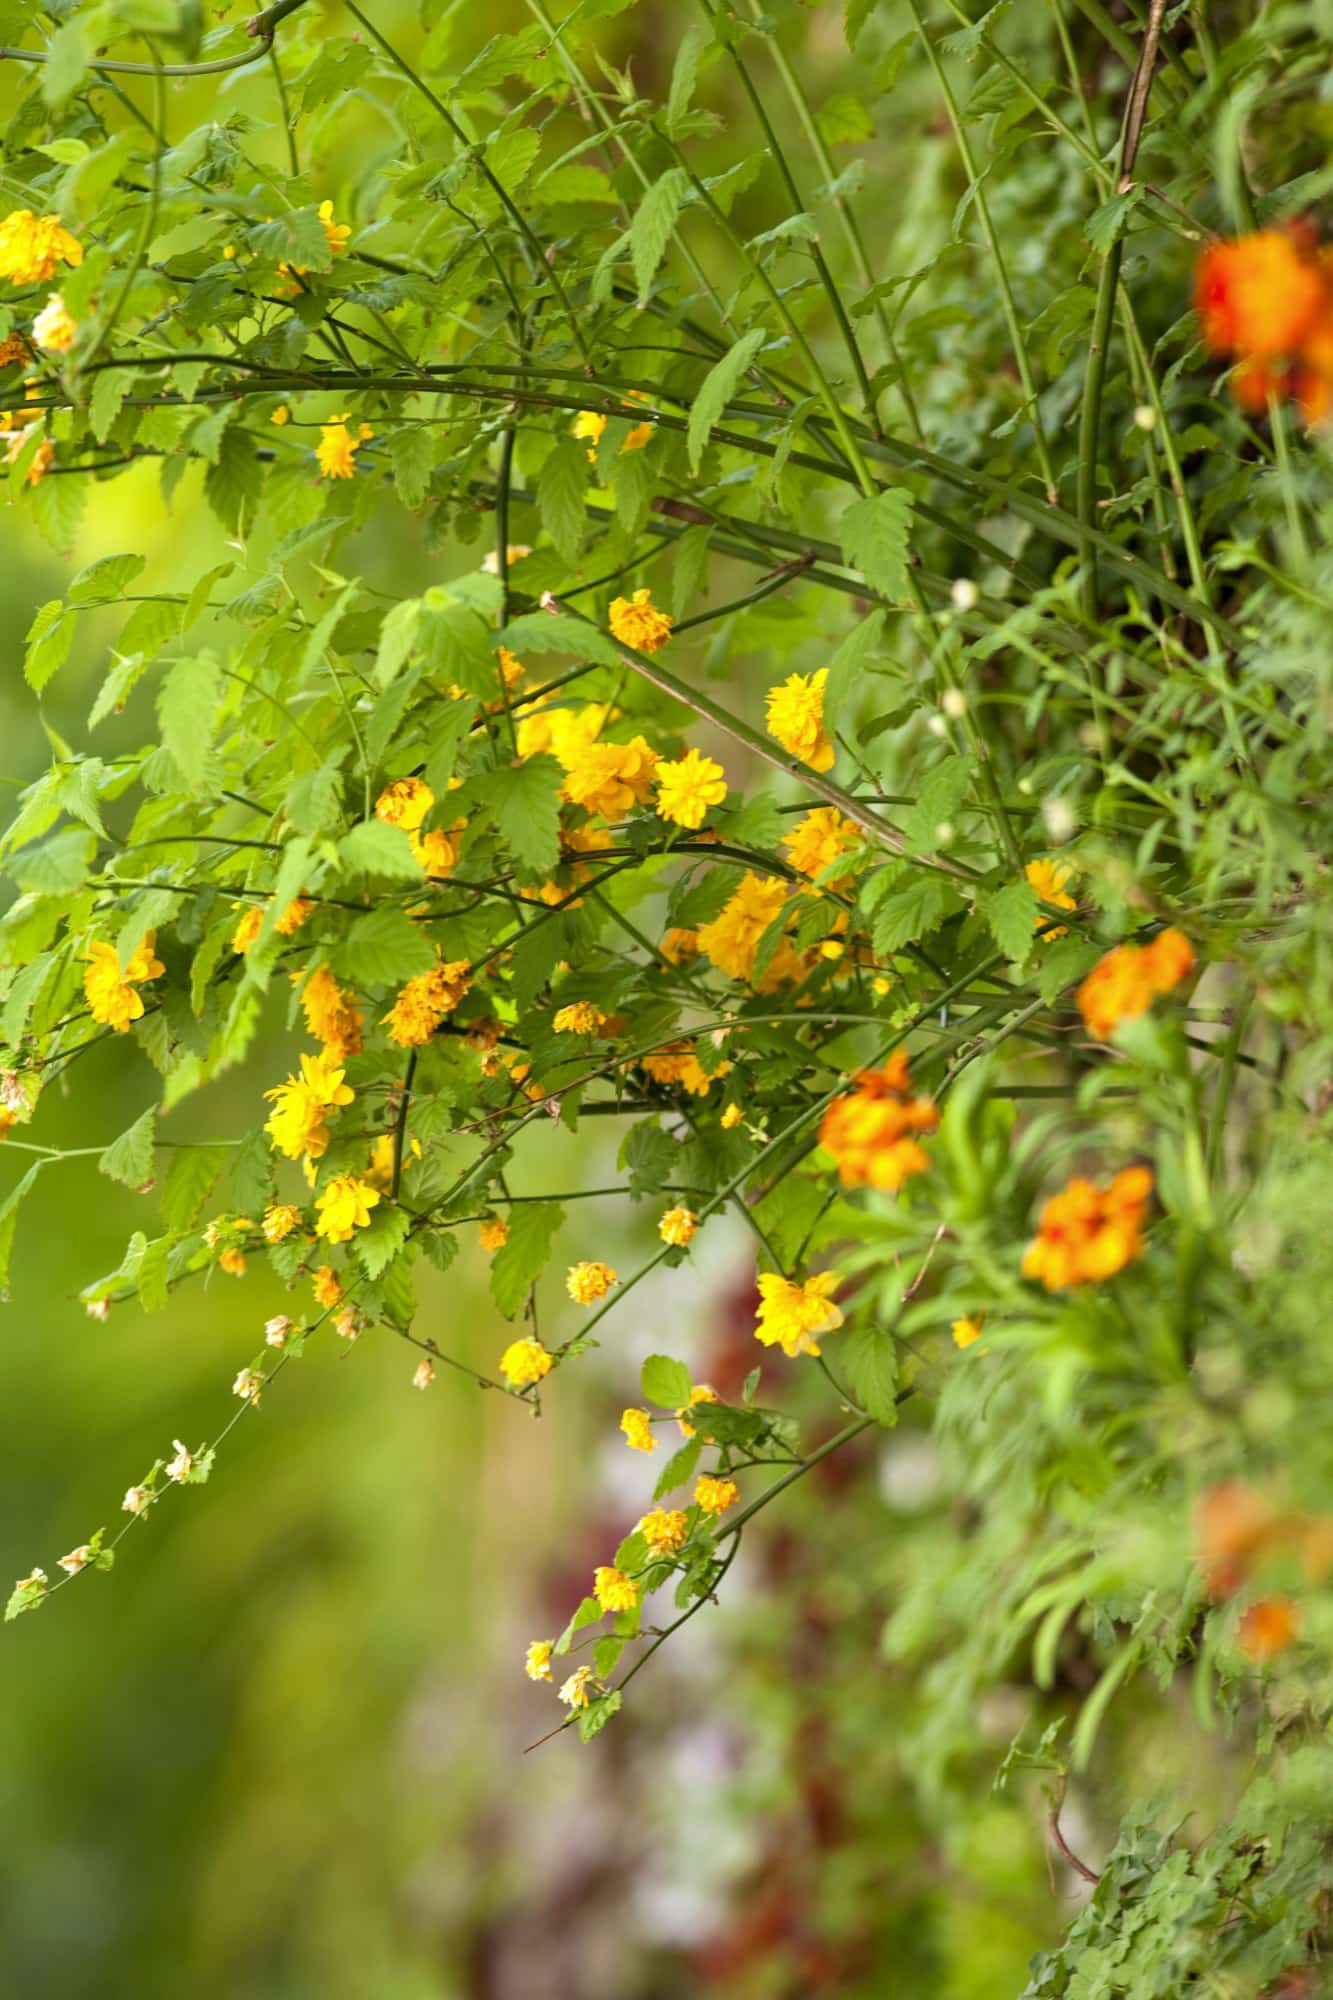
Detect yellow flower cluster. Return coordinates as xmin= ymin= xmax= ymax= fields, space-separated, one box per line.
xmin=639 ymin=1507 xmax=689 ymax=1556
xmin=765 ymin=668 xmax=834 ymax=772
xmin=697 ymin=872 xmax=802 ymax=988
xmin=382 ymin=957 xmax=473 ymax=1047
xmin=375 ymin=776 xmax=434 ymax=831
xmin=658 ymin=1205 xmax=698 ymax=1247
xmin=608 ymin=589 xmax=673 ymax=655
xmin=552 ymin=1001 xmax=607 ymax=1035
xmin=781 ymin=806 xmax=860 ymax=881
xmin=561 ymin=735 xmax=658 ymax=820
xmin=500 ymin=1338 xmax=554 ymax=1388
xmin=818 ymin=1052 xmax=939 ymax=1192
xmin=297 ymin=964 xmax=364 ymax=1060
xmin=694 ymin=1473 xmax=739 ymax=1516
xmin=620 ymin=1407 xmax=656 ymax=1453
xmin=655 ymin=749 xmax=727 ymax=829
xmin=1077 ymin=929 xmax=1195 ymax=1042
xmin=573 ymin=396 xmax=653 ymax=460
xmin=478 ymin=1216 xmax=508 ymax=1253
xmin=1022 ymin=1167 xmax=1153 ymax=1291
xmin=593 ymin=1565 xmax=638 ymax=1613
xmin=83 ymin=934 xmax=164 ymax=1034
xmin=262 ymin=1204 xmax=302 ymax=1244
xmin=1025 ymin=858 xmax=1077 ymax=940
xmin=566 ymin=1260 xmax=618 ymax=1305
xmin=639 ymin=1040 xmax=730 ymax=1096
xmin=0 ymin=210 xmax=83 ymax=285
xmin=754 ymin=1271 xmax=844 ymax=1359
xmin=32 ymin=293 xmax=76 ymax=354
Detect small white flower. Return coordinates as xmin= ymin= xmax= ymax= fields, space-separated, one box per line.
xmin=232 ymin=1368 xmax=263 ymax=1405
xmin=926 ymin=714 xmax=949 ymax=738
xmin=264 ymin=1314 xmax=294 ymax=1348
xmin=334 ymin=1306 xmax=360 ymax=1342
xmin=0 ymin=1071 xmax=27 ymax=1114
xmin=166 ymin=1441 xmax=194 ymax=1483
xmin=941 ymin=687 xmax=967 ymax=719
xmin=84 ymin=1297 xmax=109 ymax=1322
xmin=1043 ymin=797 xmax=1077 ymax=844
xmin=1133 ymin=404 xmax=1156 ymax=430
xmin=122 ymin=1485 xmax=151 ymax=1515
xmin=950 ymin=577 xmax=979 ymax=613
xmin=412 ymin=1358 xmax=435 ymax=1390
xmin=58 ymin=1545 xmax=92 ymax=1575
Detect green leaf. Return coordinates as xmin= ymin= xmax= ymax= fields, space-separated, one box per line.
xmin=285 ymin=754 xmax=346 ymax=838
xmin=338 ymin=818 xmax=421 ymax=882
xmin=488 ymin=756 xmax=563 ymax=879
xmin=1085 ymin=186 xmax=1145 ymax=255
xmin=0 ymin=1164 xmax=42 ymax=1298
xmin=354 ymin=1203 xmax=411 ymax=1281
xmin=498 ymin=612 xmax=622 ymax=668
xmin=99 ymin=1106 xmax=157 ymax=1190
xmin=903 ymin=756 xmax=971 ymax=854
xmin=641 ymin=1354 xmax=693 ymax=1409
xmin=687 ymin=328 xmax=766 ymax=471
xmin=841 ymin=1322 xmax=899 ymax=1426
xmin=870 ymin=875 xmax=963 ymax=955
xmin=156 ymin=655 xmax=222 ymax=791
xmin=982 ymin=879 xmax=1039 ymax=962
xmin=538 ymin=437 xmax=589 ymax=563
xmin=67 ymin=553 xmax=146 ymax=607
xmin=823 ymin=611 xmax=886 ymax=732
xmin=24 ymin=602 xmax=72 ymax=695
xmin=333 ymin=908 xmax=436 ymax=987
xmin=653 ymin=1438 xmax=700 ymax=1499
xmin=578 ymin=1689 xmax=622 ymax=1741
xmin=490 ymin=1200 xmax=564 ymax=1319
xmin=10 ymin=827 xmax=95 ymax=895
xmin=136 ymin=1234 xmax=171 ymax=1314
xmin=839 ymin=488 xmax=914 ymax=601
xmin=667 ymin=23 xmax=710 ymax=134
xmin=390 ymin=427 xmax=433 ymax=511
xmin=159 ymin=1145 xmax=228 ymax=1236
xmin=375 ymin=597 xmax=421 ymax=689
xmin=230 ymin=1129 xmax=273 ymax=1217
xmin=90 ymin=366 xmax=133 ymax=443
xmin=630 ymin=167 xmax=688 ymax=303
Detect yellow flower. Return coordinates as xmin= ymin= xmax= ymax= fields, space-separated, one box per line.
xmin=639 ymin=1507 xmax=689 ymax=1557
xmin=694 ymin=1474 xmax=740 ymax=1516
xmin=952 ymin=1315 xmax=985 ymax=1349
xmin=0 ymin=210 xmax=83 ymax=285
xmin=593 ymin=1565 xmax=638 ymax=1613
xmin=608 ymin=588 xmax=673 ymax=655
xmin=660 ymin=927 xmax=699 ymax=965
xmin=500 ymin=1338 xmax=553 ymax=1388
xmin=312 ymin=1265 xmax=343 ymax=1309
xmin=720 ymin=1102 xmax=743 ymax=1130
xmin=264 ymin=1050 xmax=354 ymax=1161
xmin=382 ymin=957 xmax=473 ymax=1047
xmin=781 ymin=806 xmax=860 ymax=881
xmin=410 ymin=824 xmax=465 ymax=878
xmin=375 ymin=775 xmax=435 ymax=832
xmin=765 ymin=668 xmax=834 ymax=772
xmin=314 ymin=1172 xmax=381 ymax=1243
xmin=270 ymin=404 xmax=290 ymax=425
xmin=83 ymin=933 xmax=164 ymax=1034
xmin=553 ymin=1001 xmax=607 ymax=1035
xmin=697 ymin=872 xmax=793 ymax=985
xmin=573 ymin=408 xmax=607 ymax=460
xmin=274 ymin=897 xmax=312 ymax=937
xmin=658 ymin=1206 xmax=697 ymax=1248
xmin=231 ymin=906 xmax=264 ymax=955
xmin=218 ymin=1246 xmax=247 ymax=1277
xmin=318 ymin=199 xmax=350 ymax=257
xmin=620 ymin=1407 xmax=656 ymax=1454
xmin=481 ymin=544 xmax=532 ymax=575
xmin=296 ymin=964 xmax=364 ymax=1060
xmin=1022 ymin=1167 xmax=1153 ymax=1291
xmin=478 ymin=1216 xmax=508 ymax=1253
xmin=676 ymin=1382 xmax=718 ymax=1439
xmin=363 ymin=1131 xmax=421 ymax=1192
xmin=525 ymin=1639 xmax=554 ymax=1682
xmin=561 ymin=735 xmax=659 ymax=820
xmin=754 ymin=1271 xmax=844 ymax=1359
xmin=515 ymin=700 xmax=611 ymax=765
xmin=31 ymin=292 xmax=76 ymax=353
xmin=1025 ymin=857 xmax=1077 ymax=941
xmin=316 ymin=413 xmax=372 ymax=479
xmin=262 ymin=1203 xmax=302 ymax=1244
xmin=566 ymin=1260 xmax=618 ymax=1305
xmin=655 ymin=748 xmax=727 ymax=829
xmin=559 ymin=1664 xmax=599 ymax=1709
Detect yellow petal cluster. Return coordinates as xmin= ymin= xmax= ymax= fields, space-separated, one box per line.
xmin=765 ymin=668 xmax=834 ymax=772
xmin=500 ymin=1337 xmax=554 ymax=1388
xmin=382 ymin=958 xmax=473 ymax=1047
xmin=655 ymin=749 xmax=727 ymax=829
xmin=83 ymin=934 xmax=164 ymax=1034
xmin=314 ymin=1172 xmax=381 ymax=1243
xmin=263 ymin=1050 xmax=355 ymax=1161
xmin=754 ymin=1271 xmax=844 ymax=1359
xmin=566 ymin=1260 xmax=618 ymax=1305
xmin=608 ymin=589 xmax=673 ymax=655
xmin=0 ymin=210 xmax=84 ymax=285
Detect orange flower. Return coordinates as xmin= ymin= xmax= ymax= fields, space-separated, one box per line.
xmin=1194 ymin=1483 xmax=1282 ymax=1600
xmin=818 ymin=1052 xmax=938 ymax=1192
xmin=1238 ymin=1596 xmax=1300 ymax=1663
xmin=1021 ymin=1166 xmax=1152 ymax=1291
xmin=1076 ymin=928 xmax=1195 ymax=1042
xmin=1195 ymin=231 xmax=1325 ymax=360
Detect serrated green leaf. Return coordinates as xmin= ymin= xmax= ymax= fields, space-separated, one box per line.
xmin=641 ymin=1353 xmax=693 ymax=1409
xmin=631 ymin=167 xmax=688 ymax=303
xmin=157 ymin=655 xmax=222 ymax=791
xmin=687 ymin=328 xmax=765 ymax=471
xmin=870 ymin=875 xmax=963 ymax=955
xmin=840 ymin=488 xmax=914 ymax=601
xmin=24 ymin=602 xmax=72 ymax=696
xmin=490 ymin=1200 xmax=564 ymax=1320
xmin=841 ymin=1322 xmax=899 ymax=1426
xmin=653 ymin=1437 xmax=701 ymax=1499
xmin=159 ymin=1145 xmax=229 ymax=1236
xmin=488 ymin=756 xmax=562 ymax=879
xmin=333 ymin=907 xmax=436 ymax=987
xmin=338 ymin=818 xmax=421 ymax=881
xmin=903 ymin=756 xmax=971 ymax=854
xmin=538 ymin=437 xmax=588 ymax=562
xmin=982 ymin=879 xmax=1039 ymax=962
xmin=354 ymin=1203 xmax=411 ymax=1281
xmin=99 ymin=1106 xmax=157 ymax=1190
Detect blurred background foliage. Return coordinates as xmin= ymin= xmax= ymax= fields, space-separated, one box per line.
xmin=3 ymin=0 xmax=1328 ymax=1993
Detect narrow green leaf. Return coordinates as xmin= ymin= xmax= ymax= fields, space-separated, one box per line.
xmin=687 ymin=329 xmax=766 ymax=471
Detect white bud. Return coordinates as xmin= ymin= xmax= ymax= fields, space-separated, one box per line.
xmin=927 ymin=713 xmax=949 ymax=738
xmin=935 ymin=821 xmax=955 ymax=848
xmin=1133 ymin=404 xmax=1156 ymax=431
xmin=950 ymin=577 xmax=978 ymax=612
xmin=1017 ymin=777 xmax=1034 ymax=796
xmin=1043 ymin=797 xmax=1076 ymax=843
xmin=941 ymin=687 xmax=967 ymax=719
